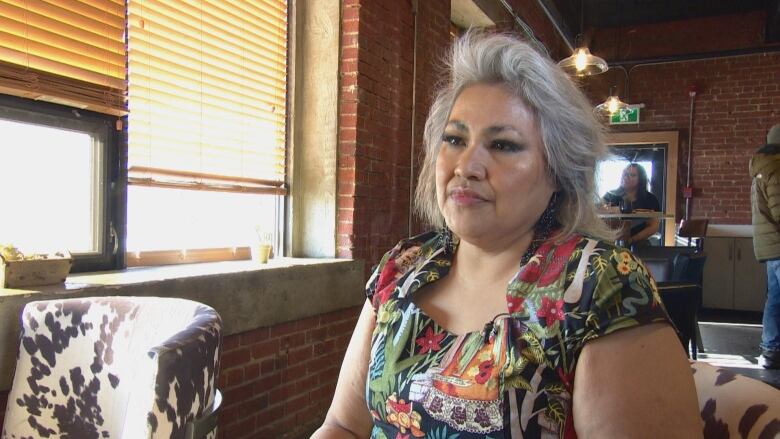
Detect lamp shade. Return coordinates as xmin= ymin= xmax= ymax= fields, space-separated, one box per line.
xmin=558 ymin=47 xmax=608 ymax=76
xmin=596 ymin=94 xmax=629 ymax=116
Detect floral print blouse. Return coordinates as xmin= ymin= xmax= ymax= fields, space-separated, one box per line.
xmin=365 ymin=230 xmax=670 ymax=439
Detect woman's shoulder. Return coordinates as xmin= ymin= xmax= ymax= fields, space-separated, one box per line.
xmin=601 ymin=188 xmax=624 ymax=204
xmin=640 ymin=190 xmax=660 ymax=203
xmin=365 ymin=230 xmax=448 ymax=301
xmin=381 ymin=230 xmax=444 ymax=261
xmin=557 ymin=234 xmax=620 ymax=253
xmin=606 ymin=188 xmax=624 ymax=196
xmin=578 ymin=236 xmax=641 ymax=255
xmin=567 ymin=236 xmax=665 ymax=321
xmin=568 ymin=236 xmax=642 ymax=269
xmin=635 ymin=191 xmax=661 ymax=211
xmin=579 ymin=236 xmax=620 ymax=251
xmin=573 ymin=237 xmax=659 ymax=298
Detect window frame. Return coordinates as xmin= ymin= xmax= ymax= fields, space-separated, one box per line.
xmin=0 ymin=93 xmax=125 ymax=273
xmin=124 ymin=0 xmax=290 ymax=266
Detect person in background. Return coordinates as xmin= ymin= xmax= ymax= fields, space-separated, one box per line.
xmin=313 ymin=31 xmax=701 ymax=438
xmin=602 ymin=163 xmax=661 ymax=247
xmin=751 ymin=123 xmax=780 ymax=369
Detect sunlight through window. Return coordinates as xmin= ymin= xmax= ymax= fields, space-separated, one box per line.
xmin=0 ymin=120 xmax=99 ymax=254
xmin=127 ymin=188 xmax=279 ymax=252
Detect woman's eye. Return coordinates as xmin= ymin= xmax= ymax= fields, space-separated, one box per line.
xmin=442 ymin=134 xmax=465 ymax=146
xmin=492 ymin=140 xmax=522 ymax=152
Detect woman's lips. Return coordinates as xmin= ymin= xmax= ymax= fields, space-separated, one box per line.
xmin=449 ymin=188 xmax=486 ymax=206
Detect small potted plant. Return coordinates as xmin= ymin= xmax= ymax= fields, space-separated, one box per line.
xmin=0 ymin=244 xmax=73 ymax=288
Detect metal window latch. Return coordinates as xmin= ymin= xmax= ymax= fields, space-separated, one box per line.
xmin=110 ymin=222 xmax=119 ymax=255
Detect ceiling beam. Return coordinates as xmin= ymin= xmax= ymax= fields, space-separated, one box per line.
xmin=535 ymin=0 xmax=575 ymax=52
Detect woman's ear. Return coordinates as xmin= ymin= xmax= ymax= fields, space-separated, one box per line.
xmin=544 ymin=167 xmax=560 ymax=192
xmin=551 ymin=175 xmax=562 ymax=193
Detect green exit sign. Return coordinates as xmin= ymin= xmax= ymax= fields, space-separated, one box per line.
xmin=610 ymin=107 xmax=640 ymax=125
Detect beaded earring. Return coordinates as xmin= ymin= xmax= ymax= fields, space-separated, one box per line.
xmin=535 ymin=191 xmax=560 ymax=238
xmin=437 ymin=225 xmax=456 ymax=254
xmin=521 ymin=192 xmax=560 ymax=264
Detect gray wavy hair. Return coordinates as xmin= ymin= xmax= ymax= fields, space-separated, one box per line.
xmin=414 ymin=30 xmax=614 ymax=241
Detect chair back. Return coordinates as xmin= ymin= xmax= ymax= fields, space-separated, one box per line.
xmin=689 ymin=360 xmax=780 ymax=438
xmin=643 ymin=257 xmax=673 ymax=282
xmin=679 ymin=219 xmax=710 ymax=248
xmin=2 ymin=297 xmax=222 ymax=439
xmin=672 ymin=252 xmax=707 ymax=285
xmin=632 ymin=245 xmax=698 ymax=261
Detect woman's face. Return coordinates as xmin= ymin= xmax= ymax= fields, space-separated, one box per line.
xmin=621 ymin=166 xmax=639 ymax=191
xmin=435 ymin=83 xmax=556 ymax=247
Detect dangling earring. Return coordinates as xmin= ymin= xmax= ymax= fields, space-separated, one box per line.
xmin=535 ymin=191 xmax=560 ymax=239
xmin=438 ymin=224 xmax=456 ymax=254
xmin=521 ymin=192 xmax=560 ymax=265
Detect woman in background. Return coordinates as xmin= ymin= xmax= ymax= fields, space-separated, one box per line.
xmin=603 ymin=163 xmax=661 ymax=247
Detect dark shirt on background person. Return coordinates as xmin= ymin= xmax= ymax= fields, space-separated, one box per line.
xmin=603 ymin=189 xmax=661 ymax=237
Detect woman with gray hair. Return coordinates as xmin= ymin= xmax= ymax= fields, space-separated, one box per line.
xmin=314 ymin=31 xmax=701 ymax=438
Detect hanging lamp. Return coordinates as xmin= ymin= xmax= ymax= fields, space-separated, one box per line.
xmin=558 ymin=41 xmax=608 ymax=76
xmin=595 ymin=86 xmax=628 ymax=116
xmin=557 ymin=1 xmax=608 ymax=77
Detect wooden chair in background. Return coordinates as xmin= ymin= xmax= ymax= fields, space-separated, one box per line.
xmin=678 ymin=218 xmax=709 ymax=249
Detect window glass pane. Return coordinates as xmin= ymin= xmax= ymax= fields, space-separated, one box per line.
xmin=0 ymin=119 xmax=99 ymax=254
xmin=127 ymin=187 xmax=279 ymax=252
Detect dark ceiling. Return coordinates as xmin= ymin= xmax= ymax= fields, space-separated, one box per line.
xmin=549 ymin=0 xmax=780 ymax=43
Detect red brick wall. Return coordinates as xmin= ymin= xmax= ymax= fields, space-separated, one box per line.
xmin=216 ymin=307 xmax=360 ymax=438
xmin=584 ymin=12 xmax=780 ymax=224
xmin=338 ymin=0 xmax=452 ymax=263
xmin=214 ymin=1 xmax=454 ymax=436
xmin=552 ymin=11 xmax=780 ymax=221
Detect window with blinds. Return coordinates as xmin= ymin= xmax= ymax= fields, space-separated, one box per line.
xmin=126 ymin=0 xmax=288 ymax=261
xmin=0 ymin=0 xmax=126 ymax=115
xmin=127 ymin=0 xmax=288 ymax=195
xmin=0 ymin=1 xmax=123 ymax=272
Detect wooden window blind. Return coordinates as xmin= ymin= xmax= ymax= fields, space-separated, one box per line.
xmin=0 ymin=0 xmax=127 ymax=115
xmin=127 ymin=0 xmax=288 ymax=195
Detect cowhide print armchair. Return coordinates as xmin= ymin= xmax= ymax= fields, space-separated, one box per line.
xmin=690 ymin=360 xmax=780 ymax=438
xmin=2 ymin=297 xmax=222 ymax=439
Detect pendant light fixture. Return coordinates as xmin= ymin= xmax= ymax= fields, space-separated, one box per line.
xmin=595 ymin=86 xmax=628 ymax=116
xmin=557 ymin=1 xmax=608 ymax=76
xmin=558 ymin=43 xmax=608 ymax=76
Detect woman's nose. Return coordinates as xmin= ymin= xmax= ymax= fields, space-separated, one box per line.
xmin=454 ymin=143 xmax=487 ymax=180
